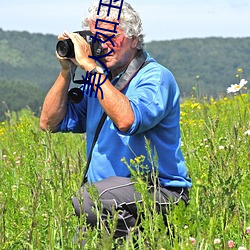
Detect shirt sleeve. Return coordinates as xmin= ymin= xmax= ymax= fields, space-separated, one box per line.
xmin=56 ymin=96 xmax=87 ymax=133
xmin=119 ymin=63 xmax=180 ymax=135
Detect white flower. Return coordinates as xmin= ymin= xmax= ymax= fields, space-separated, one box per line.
xmin=227 ymin=79 xmax=248 ymax=93
xmin=238 ymin=247 xmax=246 ymax=250
xmin=244 ymin=130 xmax=250 ymax=136
xmin=214 ymin=238 xmax=221 ymax=244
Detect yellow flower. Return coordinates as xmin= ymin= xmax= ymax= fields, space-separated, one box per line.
xmin=191 ymin=103 xmax=201 ymax=110
xmin=237 ymin=67 xmax=243 ymax=73
xmin=135 ymin=157 xmax=141 ymax=164
xmin=130 ymin=159 xmax=135 ymax=165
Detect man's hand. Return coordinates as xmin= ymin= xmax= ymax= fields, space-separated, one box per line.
xmin=56 ymin=33 xmax=78 ymax=71
xmin=62 ymin=31 xmax=96 ymax=71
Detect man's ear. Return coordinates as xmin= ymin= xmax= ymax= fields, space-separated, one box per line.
xmin=131 ymin=36 xmax=139 ymax=49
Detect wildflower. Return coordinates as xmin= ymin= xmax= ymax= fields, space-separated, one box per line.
xmin=130 ymin=159 xmax=135 ymax=165
xmin=12 ymin=185 xmax=18 ymax=192
xmin=228 ymin=240 xmax=235 ymax=248
xmin=246 ymin=226 xmax=250 ymax=235
xmin=121 ymin=157 xmax=126 ymax=164
xmin=237 ymin=68 xmax=243 ymax=73
xmin=238 ymin=247 xmax=246 ymax=250
xmin=219 ymin=145 xmax=225 ymax=150
xmin=135 ymin=157 xmax=141 ymax=164
xmin=191 ymin=103 xmax=201 ymax=109
xmin=244 ymin=130 xmax=250 ymax=136
xmin=42 ymin=213 xmax=48 ymax=221
xmin=189 ymin=237 xmax=196 ymax=246
xmin=196 ymin=180 xmax=202 ymax=185
xmin=214 ymin=238 xmax=221 ymax=244
xmin=227 ymin=79 xmax=248 ymax=93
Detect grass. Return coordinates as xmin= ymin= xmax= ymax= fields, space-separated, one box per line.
xmin=0 ymin=93 xmax=249 ymax=249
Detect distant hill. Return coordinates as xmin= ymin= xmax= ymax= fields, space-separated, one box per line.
xmin=0 ymin=28 xmax=249 ymax=120
xmin=145 ymin=37 xmax=250 ymax=97
xmin=0 ymin=29 xmax=60 ymax=120
xmin=0 ymin=29 xmax=60 ymax=89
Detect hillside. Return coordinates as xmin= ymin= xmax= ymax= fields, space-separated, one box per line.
xmin=0 ymin=28 xmax=249 ymax=120
xmin=0 ymin=29 xmax=60 ymax=88
xmin=145 ymin=37 xmax=250 ymax=97
xmin=0 ymin=29 xmax=60 ymax=120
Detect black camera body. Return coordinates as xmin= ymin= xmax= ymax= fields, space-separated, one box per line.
xmin=56 ymin=30 xmax=102 ymax=58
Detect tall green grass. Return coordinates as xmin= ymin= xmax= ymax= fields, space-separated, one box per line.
xmin=0 ymin=93 xmax=249 ymax=249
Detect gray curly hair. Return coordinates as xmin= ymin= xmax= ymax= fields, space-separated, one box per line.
xmin=82 ymin=1 xmax=145 ymax=50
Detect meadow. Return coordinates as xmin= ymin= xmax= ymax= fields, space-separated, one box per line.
xmin=0 ymin=89 xmax=249 ymax=249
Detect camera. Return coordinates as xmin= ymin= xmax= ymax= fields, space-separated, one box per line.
xmin=68 ymin=87 xmax=83 ymax=103
xmin=56 ymin=30 xmax=103 ymax=58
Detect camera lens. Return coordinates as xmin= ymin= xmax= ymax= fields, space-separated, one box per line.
xmin=68 ymin=88 xmax=83 ymax=103
xmin=56 ymin=39 xmax=75 ymax=58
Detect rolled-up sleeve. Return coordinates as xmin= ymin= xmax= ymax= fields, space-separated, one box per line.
xmin=57 ymin=98 xmax=87 ymax=133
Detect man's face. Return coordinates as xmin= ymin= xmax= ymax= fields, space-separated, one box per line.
xmin=90 ymin=20 xmax=137 ymax=72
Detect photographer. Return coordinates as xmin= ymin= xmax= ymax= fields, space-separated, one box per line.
xmin=40 ymin=0 xmax=192 ymax=244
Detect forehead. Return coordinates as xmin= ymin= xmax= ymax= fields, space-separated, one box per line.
xmin=89 ymin=19 xmax=123 ymax=34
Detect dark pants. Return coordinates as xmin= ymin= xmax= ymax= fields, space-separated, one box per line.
xmin=72 ymin=176 xmax=189 ymax=239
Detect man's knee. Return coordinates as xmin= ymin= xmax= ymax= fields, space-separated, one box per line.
xmin=72 ymin=187 xmax=97 ymax=225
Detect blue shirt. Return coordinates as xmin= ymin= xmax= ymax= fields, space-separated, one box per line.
xmin=58 ymin=52 xmax=192 ymax=188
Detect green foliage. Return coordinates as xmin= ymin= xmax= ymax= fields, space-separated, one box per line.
xmin=0 ymin=29 xmax=62 ymax=121
xmin=0 ymin=79 xmax=46 ymax=121
xmin=0 ymin=28 xmax=60 ymax=90
xmin=0 ymin=93 xmax=249 ymax=249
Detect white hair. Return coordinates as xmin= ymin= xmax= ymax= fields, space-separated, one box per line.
xmin=82 ymin=1 xmax=145 ymax=49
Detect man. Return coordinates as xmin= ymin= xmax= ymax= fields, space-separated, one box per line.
xmin=40 ymin=0 xmax=192 ymax=242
